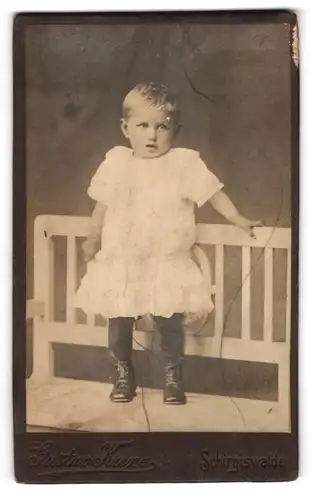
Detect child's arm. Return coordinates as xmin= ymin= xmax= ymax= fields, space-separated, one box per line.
xmin=208 ymin=190 xmax=262 ymax=238
xmin=82 ymin=202 xmax=107 ymax=261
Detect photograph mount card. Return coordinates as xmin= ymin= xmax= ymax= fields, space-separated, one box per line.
xmin=13 ymin=10 xmax=299 ymax=482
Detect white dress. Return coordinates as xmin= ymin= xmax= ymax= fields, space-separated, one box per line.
xmin=75 ymin=146 xmax=224 ymax=319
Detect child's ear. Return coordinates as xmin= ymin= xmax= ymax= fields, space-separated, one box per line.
xmin=120 ymin=118 xmax=129 ymax=138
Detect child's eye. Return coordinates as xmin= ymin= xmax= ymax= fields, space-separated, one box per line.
xmin=137 ymin=122 xmax=149 ymax=128
xmin=158 ymin=123 xmax=169 ymax=130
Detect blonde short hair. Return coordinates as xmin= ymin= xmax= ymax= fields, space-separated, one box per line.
xmin=122 ymin=82 xmax=180 ymax=125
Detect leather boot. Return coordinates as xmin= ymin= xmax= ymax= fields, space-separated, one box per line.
xmin=163 ymin=359 xmax=186 ymax=405
xmin=108 ymin=317 xmax=136 ymax=402
xmin=110 ymin=359 xmax=136 ymax=403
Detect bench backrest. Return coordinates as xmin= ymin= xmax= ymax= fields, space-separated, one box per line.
xmin=31 ymin=214 xmax=291 ymax=382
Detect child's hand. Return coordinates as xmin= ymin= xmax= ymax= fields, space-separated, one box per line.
xmin=82 ymin=237 xmax=99 ymax=262
xmin=236 ymin=216 xmax=263 ymax=239
xmin=208 ymin=191 xmax=263 ymax=238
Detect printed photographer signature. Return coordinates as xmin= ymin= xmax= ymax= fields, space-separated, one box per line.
xmin=28 ymin=440 xmax=169 ymax=475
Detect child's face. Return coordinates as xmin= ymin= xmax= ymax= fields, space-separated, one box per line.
xmin=121 ymin=103 xmax=177 ymax=158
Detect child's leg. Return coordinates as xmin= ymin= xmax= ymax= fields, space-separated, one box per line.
xmin=109 ymin=317 xmax=134 ymax=360
xmin=108 ymin=317 xmax=136 ymax=403
xmin=153 ymin=314 xmax=186 ymax=405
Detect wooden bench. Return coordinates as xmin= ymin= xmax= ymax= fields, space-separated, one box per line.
xmin=26 ymin=215 xmax=291 ymax=433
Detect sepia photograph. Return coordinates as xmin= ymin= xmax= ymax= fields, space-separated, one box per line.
xmin=19 ymin=12 xmax=296 ymax=442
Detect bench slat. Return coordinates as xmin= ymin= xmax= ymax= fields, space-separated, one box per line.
xmin=39 ymin=322 xmax=288 ymax=364
xmin=66 ymin=235 xmax=77 ymax=324
xmin=264 ymin=248 xmax=274 ymax=342
xmin=35 ymin=215 xmax=291 ymax=249
xmin=285 ymin=249 xmax=291 ymax=342
xmin=197 ymin=223 xmax=290 ymax=249
xmin=34 ymin=223 xmax=54 ymax=322
xmin=242 ymin=247 xmax=251 ymax=341
xmin=214 ymin=244 xmax=224 ymax=353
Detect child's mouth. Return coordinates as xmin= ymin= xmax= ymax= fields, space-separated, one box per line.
xmin=146 ymin=144 xmax=157 ymax=149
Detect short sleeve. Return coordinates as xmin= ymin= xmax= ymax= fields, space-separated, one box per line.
xmin=87 ymin=146 xmax=128 ymax=205
xmin=181 ymin=151 xmax=224 ymax=207
xmin=87 ymin=160 xmax=109 ymax=204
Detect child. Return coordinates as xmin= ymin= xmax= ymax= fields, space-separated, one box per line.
xmin=75 ymin=82 xmax=261 ymax=405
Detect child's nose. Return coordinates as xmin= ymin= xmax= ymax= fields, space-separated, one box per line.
xmin=147 ymin=127 xmax=157 ymax=141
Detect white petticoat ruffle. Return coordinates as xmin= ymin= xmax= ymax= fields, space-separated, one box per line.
xmin=74 ymin=251 xmax=214 ymax=319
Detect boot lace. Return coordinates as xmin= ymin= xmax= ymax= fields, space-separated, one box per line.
xmin=165 ymin=364 xmax=179 ymax=387
xmin=116 ymin=361 xmax=130 ymax=388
